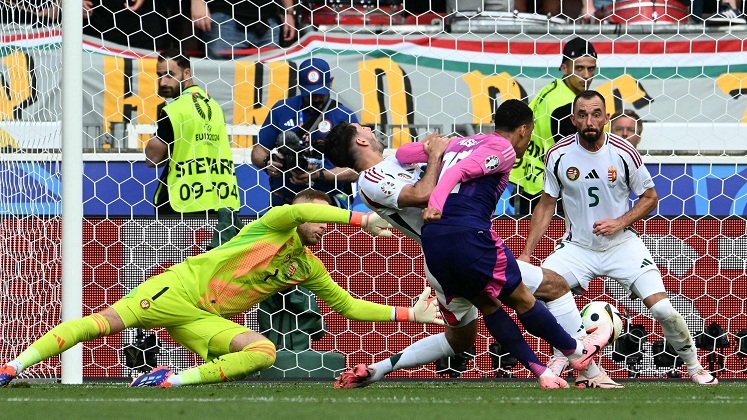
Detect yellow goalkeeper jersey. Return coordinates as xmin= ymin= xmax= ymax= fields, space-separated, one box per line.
xmin=166 ymin=203 xmax=392 ymax=321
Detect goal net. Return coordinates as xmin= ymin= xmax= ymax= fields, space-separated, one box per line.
xmin=1 ymin=1 xmax=746 ymax=381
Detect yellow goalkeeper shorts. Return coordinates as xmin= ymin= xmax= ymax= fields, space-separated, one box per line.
xmin=110 ymin=272 xmax=250 ymax=360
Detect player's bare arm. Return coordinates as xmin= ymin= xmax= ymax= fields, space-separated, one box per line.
xmin=324 ymin=166 xmax=359 ymax=182
xmin=290 ymin=161 xmax=358 ymax=186
xmin=396 ymin=137 xmax=449 ymax=208
xmin=519 ymin=192 xmax=557 ymax=262
xmin=593 ymin=187 xmax=658 ymax=236
xmin=144 ymin=137 xmax=168 ymax=167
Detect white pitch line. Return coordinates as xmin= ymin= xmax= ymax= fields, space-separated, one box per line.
xmin=2 ymin=396 xmax=746 ymax=404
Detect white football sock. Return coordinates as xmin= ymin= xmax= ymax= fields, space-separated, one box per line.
xmin=649 ymin=298 xmax=703 ymax=373
xmin=166 ymin=374 xmax=182 ymax=386
xmin=369 ymin=333 xmax=454 ymax=381
xmin=546 ymin=292 xmax=585 ymax=357
xmin=7 ymin=360 xmax=23 ymax=373
xmin=546 ymin=292 xmax=585 ymax=340
xmin=581 ymin=360 xmax=602 ymax=378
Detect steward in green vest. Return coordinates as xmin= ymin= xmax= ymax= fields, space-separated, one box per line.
xmin=509 ymin=37 xmax=597 ymax=215
xmin=146 ymin=49 xmax=240 ymax=214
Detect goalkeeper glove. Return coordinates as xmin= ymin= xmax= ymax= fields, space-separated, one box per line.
xmin=395 ymin=287 xmax=444 ymax=325
xmin=355 ymin=212 xmax=394 ymax=237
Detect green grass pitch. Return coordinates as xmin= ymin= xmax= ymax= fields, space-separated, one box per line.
xmin=2 ymin=381 xmax=746 ymax=420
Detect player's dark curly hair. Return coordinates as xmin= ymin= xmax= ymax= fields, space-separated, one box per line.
xmin=493 ymin=99 xmax=533 ymax=132
xmin=324 ymin=122 xmax=360 ymax=170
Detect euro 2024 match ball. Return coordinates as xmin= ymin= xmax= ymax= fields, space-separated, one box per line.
xmin=580 ymin=301 xmax=624 ymax=345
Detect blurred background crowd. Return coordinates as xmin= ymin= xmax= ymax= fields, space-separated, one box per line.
xmin=1 ymin=0 xmax=745 ymax=56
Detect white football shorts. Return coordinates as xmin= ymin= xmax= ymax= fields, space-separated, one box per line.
xmin=424 ymin=259 xmax=545 ymax=326
xmin=541 ymin=236 xmax=663 ymax=297
xmin=516 ymin=259 xmax=544 ymax=295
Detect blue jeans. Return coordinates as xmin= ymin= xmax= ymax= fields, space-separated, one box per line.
xmin=204 ymin=12 xmax=281 ymax=59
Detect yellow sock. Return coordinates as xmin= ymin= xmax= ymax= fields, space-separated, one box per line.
xmin=176 ymin=340 xmax=276 ymax=386
xmin=15 ymin=314 xmax=110 ymax=370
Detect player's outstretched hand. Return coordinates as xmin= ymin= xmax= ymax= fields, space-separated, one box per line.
xmin=361 ymin=212 xmax=394 ymax=237
xmin=410 ymin=287 xmax=444 ymax=325
xmin=422 ymin=207 xmax=442 ymax=222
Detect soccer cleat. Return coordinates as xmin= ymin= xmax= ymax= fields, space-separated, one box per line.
xmin=568 ymin=322 xmax=612 ymax=371
xmin=547 ymin=354 xmax=569 ymax=377
xmin=0 ymin=365 xmax=17 ymax=387
xmin=334 ymin=364 xmax=375 ymax=389
xmin=129 ymin=366 xmax=174 ymax=388
xmin=689 ymin=369 xmax=718 ymax=385
xmin=575 ymin=368 xmax=624 ymax=389
xmin=538 ymin=373 xmax=569 ymax=389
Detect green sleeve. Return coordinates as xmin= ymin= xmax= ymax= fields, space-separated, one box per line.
xmin=302 ymin=257 xmax=393 ymax=322
xmin=260 ymin=203 xmax=352 ymax=231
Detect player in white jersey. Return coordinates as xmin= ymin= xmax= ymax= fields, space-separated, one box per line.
xmin=356 ymin=143 xmax=481 ymax=328
xmin=519 ymin=90 xmax=718 ymax=386
xmin=324 ymin=113 xmax=600 ymax=389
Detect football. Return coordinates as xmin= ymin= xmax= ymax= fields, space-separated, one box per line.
xmin=580 ymin=301 xmax=624 ymax=345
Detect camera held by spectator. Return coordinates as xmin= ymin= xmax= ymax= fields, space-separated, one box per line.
xmin=271 ymin=130 xmax=327 ymax=178
xmin=271 ymin=130 xmax=308 ymax=174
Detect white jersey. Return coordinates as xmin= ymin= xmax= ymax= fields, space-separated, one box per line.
xmin=543 ymin=132 xmax=655 ymax=251
xmin=357 ymin=156 xmax=426 ymax=244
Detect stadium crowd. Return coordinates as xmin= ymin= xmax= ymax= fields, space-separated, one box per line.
xmin=1 ymin=0 xmax=745 ymax=54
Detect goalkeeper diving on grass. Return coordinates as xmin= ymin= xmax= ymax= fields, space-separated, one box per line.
xmin=0 ymin=189 xmax=443 ymax=388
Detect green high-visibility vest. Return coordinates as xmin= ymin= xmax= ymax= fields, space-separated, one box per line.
xmin=509 ymin=79 xmax=576 ymax=195
xmin=156 ymin=86 xmax=240 ymax=212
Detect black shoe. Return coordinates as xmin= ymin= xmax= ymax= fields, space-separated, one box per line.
xmin=707 ymin=3 xmax=747 ymax=25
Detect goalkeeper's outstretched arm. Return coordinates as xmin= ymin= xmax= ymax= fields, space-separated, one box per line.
xmin=260 ymin=203 xmax=393 ymax=237
xmin=336 ymin=286 xmax=444 ymax=325
xmin=303 ymin=264 xmax=444 ymax=325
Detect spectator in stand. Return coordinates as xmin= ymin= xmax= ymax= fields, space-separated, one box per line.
xmin=1 ymin=1 xmax=185 ymax=51
xmin=83 ymin=0 xmax=170 ymax=51
xmin=192 ymin=0 xmax=296 ymax=59
xmin=1 ymin=0 xmax=102 ymax=25
xmin=582 ymin=0 xmax=745 ymax=24
xmin=0 ymin=0 xmax=78 ymax=25
xmin=533 ymin=0 xmax=562 ymax=17
xmin=610 ymin=109 xmax=643 ymax=149
xmin=706 ymin=0 xmax=746 ymax=24
xmin=251 ymin=57 xmax=359 ymax=209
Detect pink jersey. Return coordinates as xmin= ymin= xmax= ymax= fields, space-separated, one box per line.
xmin=397 ymin=133 xmax=516 ymax=230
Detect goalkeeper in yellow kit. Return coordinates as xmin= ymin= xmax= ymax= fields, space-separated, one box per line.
xmin=0 ymin=189 xmax=443 ymax=387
